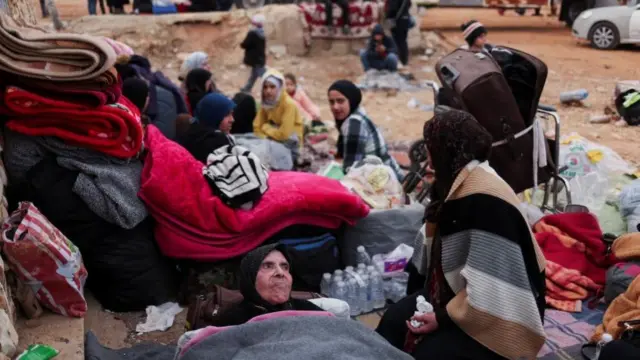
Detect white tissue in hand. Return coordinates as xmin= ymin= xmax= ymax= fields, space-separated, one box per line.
xmin=410 ymin=296 xmax=433 ymax=328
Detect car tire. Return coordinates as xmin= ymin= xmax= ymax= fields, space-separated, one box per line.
xmin=588 ymin=22 xmax=620 ymax=50
xmin=566 ymin=0 xmax=587 ymax=26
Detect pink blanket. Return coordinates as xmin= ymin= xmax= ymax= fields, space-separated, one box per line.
xmin=139 ymin=126 xmax=369 ymax=260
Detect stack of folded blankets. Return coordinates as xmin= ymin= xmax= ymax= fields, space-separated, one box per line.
xmin=0 ymin=14 xmax=177 ymax=313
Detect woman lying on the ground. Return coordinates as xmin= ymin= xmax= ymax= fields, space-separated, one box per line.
xmin=214 ymin=244 xmax=323 ymax=326
xmin=177 ymin=93 xmax=236 ymax=163
xmin=284 ymin=73 xmax=322 ymax=123
xmin=375 ymin=109 xmax=546 ymax=360
xmin=231 ymin=92 xmax=257 ymax=134
xmin=185 ymin=68 xmax=219 ymax=115
xmin=253 ymin=70 xmax=304 ymax=155
xmin=327 ymin=80 xmax=402 ymax=180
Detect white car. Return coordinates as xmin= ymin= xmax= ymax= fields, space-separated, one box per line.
xmin=572 ymin=0 xmax=640 ymax=50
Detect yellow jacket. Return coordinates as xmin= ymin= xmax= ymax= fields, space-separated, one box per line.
xmin=253 ymin=70 xmax=304 ymax=147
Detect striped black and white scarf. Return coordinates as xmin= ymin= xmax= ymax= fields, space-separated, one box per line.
xmin=203 ymin=145 xmax=269 ymax=209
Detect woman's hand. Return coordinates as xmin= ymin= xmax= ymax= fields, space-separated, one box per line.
xmin=406 ymin=312 xmax=438 ymax=335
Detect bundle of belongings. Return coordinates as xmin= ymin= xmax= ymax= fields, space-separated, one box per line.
xmin=203 ymin=145 xmax=269 ymax=209
xmin=589 ymin=233 xmax=640 ymax=359
xmin=340 ymin=156 xmax=404 ymax=209
xmin=0 ymin=17 xmax=178 ymax=314
xmin=533 ymin=212 xmax=617 ymax=312
xmin=139 ymin=126 xmax=369 ymax=261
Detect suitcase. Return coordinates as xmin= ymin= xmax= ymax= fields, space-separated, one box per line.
xmin=435 ymin=47 xmax=551 ymax=194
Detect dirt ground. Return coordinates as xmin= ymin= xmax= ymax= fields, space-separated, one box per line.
xmin=30 ymin=1 xmax=640 ymax=349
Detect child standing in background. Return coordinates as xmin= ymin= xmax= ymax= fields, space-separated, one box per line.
xmin=240 ymin=15 xmax=267 ymax=93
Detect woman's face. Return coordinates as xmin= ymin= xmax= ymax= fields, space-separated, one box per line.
xmin=285 ymin=78 xmax=296 ymax=95
xmin=219 ymin=112 xmax=234 ymax=134
xmin=205 ymin=79 xmax=214 ymax=93
xmin=328 ymin=90 xmax=350 ymax=121
xmin=474 ymin=33 xmax=487 ymax=48
xmin=255 ymin=250 xmax=292 ymax=305
xmin=262 ymin=81 xmax=279 ymax=102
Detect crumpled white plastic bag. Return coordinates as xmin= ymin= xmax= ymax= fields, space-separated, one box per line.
xmin=136 ymin=302 xmax=183 ymax=334
xmin=308 ymin=298 xmax=350 ymax=319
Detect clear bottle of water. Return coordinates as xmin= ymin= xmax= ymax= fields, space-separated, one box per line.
xmin=344 ymin=266 xmax=354 ymax=280
xmin=330 ymin=275 xmax=343 ymax=297
xmin=320 ymin=273 xmax=332 ymax=296
xmin=361 ymin=274 xmax=373 ymax=313
xmin=332 ymin=269 xmax=343 ymax=282
xmin=366 ymin=265 xmax=376 ymax=275
xmin=347 ymin=278 xmax=361 ymax=316
xmin=559 ymin=89 xmax=588 ymax=104
xmin=370 ymin=271 xmax=386 ymax=309
xmin=356 ymin=246 xmax=372 ymax=265
xmin=334 ymin=281 xmax=347 ymax=303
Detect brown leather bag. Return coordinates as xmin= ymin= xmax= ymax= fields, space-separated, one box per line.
xmin=185 ymin=285 xmax=323 ymax=331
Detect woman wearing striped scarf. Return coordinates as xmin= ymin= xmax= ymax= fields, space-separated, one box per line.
xmin=376 ymin=109 xmax=546 ymax=360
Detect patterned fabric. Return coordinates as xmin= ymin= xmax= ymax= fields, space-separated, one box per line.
xmin=545 ymin=260 xmax=601 ymax=313
xmin=425 ymin=160 xmax=547 ymax=359
xmin=1 ymin=202 xmax=88 ymax=318
xmin=538 ymin=306 xmax=605 ymax=359
xmin=203 ymin=145 xmax=269 ymax=209
xmin=299 ymin=3 xmax=380 ymax=39
xmin=423 ymin=108 xmax=492 ymax=199
xmin=340 ymin=109 xmax=402 ymax=181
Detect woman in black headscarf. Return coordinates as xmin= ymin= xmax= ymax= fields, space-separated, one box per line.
xmin=185 ymin=68 xmax=217 ymax=115
xmin=327 ymin=80 xmax=402 ymax=180
xmin=376 ymin=109 xmax=546 ymax=360
xmin=122 ymin=78 xmax=149 ymax=114
xmin=214 ymin=244 xmax=323 ymax=326
xmin=231 ymin=92 xmax=257 ymax=134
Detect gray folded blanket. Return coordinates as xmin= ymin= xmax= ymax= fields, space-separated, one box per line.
xmin=233 ymin=133 xmax=294 ymax=171
xmin=178 ymin=316 xmax=413 ymax=360
xmin=4 ymin=129 xmax=147 ymax=229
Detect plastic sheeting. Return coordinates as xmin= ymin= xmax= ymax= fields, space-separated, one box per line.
xmin=341 ymin=203 xmax=424 ymax=266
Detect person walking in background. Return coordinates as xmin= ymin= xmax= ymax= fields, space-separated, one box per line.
xmin=39 ymin=0 xmax=49 ymax=18
xmin=385 ymin=0 xmax=412 ymax=67
xmin=240 ymin=15 xmax=267 ymax=93
xmin=359 ymin=24 xmax=399 ymax=72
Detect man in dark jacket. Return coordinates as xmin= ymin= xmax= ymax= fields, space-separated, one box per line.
xmin=385 ymin=0 xmax=412 ymax=66
xmin=240 ymin=14 xmax=267 ymax=93
xmin=359 ymin=24 xmax=399 ymax=72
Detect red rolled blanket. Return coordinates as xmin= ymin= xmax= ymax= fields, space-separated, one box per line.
xmin=2 ymin=86 xmax=143 ymax=158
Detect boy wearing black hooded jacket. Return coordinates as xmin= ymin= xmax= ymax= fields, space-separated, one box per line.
xmin=359 ymin=24 xmax=399 ymax=72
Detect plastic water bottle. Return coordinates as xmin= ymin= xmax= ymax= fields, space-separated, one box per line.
xmin=332 ymin=269 xmax=343 ymax=282
xmin=347 ymin=278 xmax=361 ymax=316
xmin=344 ymin=266 xmax=354 ymax=280
xmin=559 ymin=89 xmax=588 ymax=104
xmin=320 ymin=273 xmax=332 ymax=296
xmin=331 ymin=275 xmax=343 ymax=297
xmin=595 ymin=333 xmax=613 ymax=359
xmin=361 ymin=274 xmax=373 ymax=313
xmin=366 ymin=265 xmax=376 ymax=275
xmin=334 ymin=281 xmax=347 ymax=303
xmin=370 ymin=271 xmax=386 ymax=309
xmin=356 ymin=246 xmax=372 ymax=265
